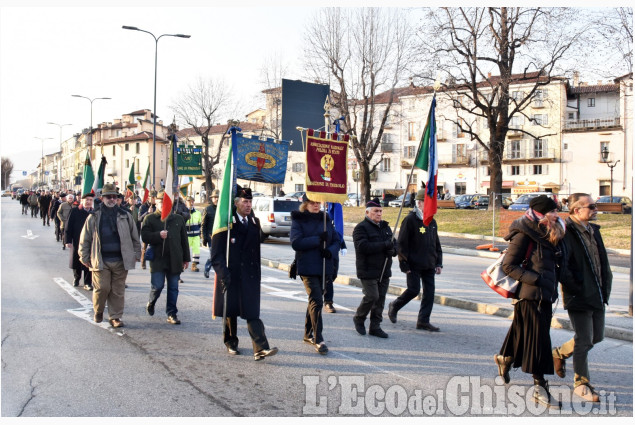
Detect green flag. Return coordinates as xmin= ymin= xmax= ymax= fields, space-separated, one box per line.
xmin=126 ymin=162 xmax=135 ymax=195
xmin=212 ymin=141 xmax=233 ymax=237
xmin=81 ymin=151 xmax=95 ymax=197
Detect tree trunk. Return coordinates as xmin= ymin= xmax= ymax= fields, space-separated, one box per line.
xmin=359 ymin=161 xmax=372 ymax=204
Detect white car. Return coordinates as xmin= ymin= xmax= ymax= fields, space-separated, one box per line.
xmin=252 ymin=197 xmax=301 ymax=242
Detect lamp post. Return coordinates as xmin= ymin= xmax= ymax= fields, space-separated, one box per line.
xmin=600 ymin=146 xmax=620 ymax=200
xmin=35 ymin=137 xmax=53 ymax=188
xmin=122 ymin=25 xmax=191 ymax=189
xmin=47 ymin=122 xmax=71 ymax=190
xmin=71 ymin=95 xmax=111 ymax=154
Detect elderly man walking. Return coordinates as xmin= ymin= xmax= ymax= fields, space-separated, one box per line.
xmin=553 ymin=193 xmax=612 ymax=402
xmin=79 ymin=184 xmax=141 ymax=328
xmin=57 ymin=193 xmax=75 ymax=250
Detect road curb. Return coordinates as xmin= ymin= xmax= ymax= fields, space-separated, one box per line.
xmin=261 ymin=258 xmax=632 ymax=343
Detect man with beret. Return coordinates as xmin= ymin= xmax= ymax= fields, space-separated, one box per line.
xmin=352 ymin=198 xmax=397 ymax=338
xmin=553 ymin=193 xmax=612 ymax=402
xmin=65 ymin=192 xmax=95 ymax=290
xmin=142 ymin=189 xmax=191 ymax=325
xmin=201 ymin=189 xmax=220 ymax=278
xmin=388 ymin=189 xmax=443 ymax=331
xmin=138 ymin=191 xmax=158 ymax=269
xmin=211 ymin=187 xmax=278 ymax=361
xmin=79 ymin=183 xmax=141 ymax=328
xmin=185 ymin=195 xmax=203 ymax=272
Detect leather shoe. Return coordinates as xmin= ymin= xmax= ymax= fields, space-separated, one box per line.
xmin=369 ymin=328 xmax=388 ymax=338
xmin=146 ymin=302 xmax=155 ymax=316
xmin=94 ymin=312 xmax=103 ymax=323
xmin=324 ymin=303 xmax=336 ymax=313
xmin=354 ymin=321 xmax=366 ymax=335
xmin=254 ymin=347 xmax=278 ymax=361
xmin=226 ymin=345 xmax=240 ymax=355
xmin=303 ymin=336 xmax=314 ymax=345
xmin=204 ymin=270 xmax=209 ymax=278
xmin=573 ymin=384 xmax=600 ymax=402
xmin=387 ymin=301 xmax=397 ymax=323
xmin=84 ymin=285 xmax=93 ymax=291
xmin=109 ymin=318 xmax=124 ymax=328
xmin=73 ymin=280 xmax=80 ymax=287
xmin=494 ymin=354 xmax=513 ymax=384
xmin=416 ymin=323 xmax=440 ymax=332
xmin=167 ymin=315 xmax=181 ymax=325
xmin=553 ymin=355 xmax=566 ymax=378
xmin=315 ymin=342 xmax=328 ymax=355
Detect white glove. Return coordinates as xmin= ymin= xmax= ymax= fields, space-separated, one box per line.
xmin=340 ymin=249 xmax=347 ymax=256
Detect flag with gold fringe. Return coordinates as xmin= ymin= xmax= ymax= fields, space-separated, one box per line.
xmin=304 ymin=129 xmax=349 ymax=203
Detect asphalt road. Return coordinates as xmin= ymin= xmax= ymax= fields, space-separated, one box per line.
xmin=1 ymin=198 xmax=632 ymax=417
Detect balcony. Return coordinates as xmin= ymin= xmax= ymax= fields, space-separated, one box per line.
xmin=380 ymin=143 xmax=394 ymax=153
xmin=563 ymin=117 xmax=621 ymax=132
xmin=505 ymin=148 xmax=558 ymax=162
xmin=438 ymin=154 xmax=471 ymax=166
xmin=401 ymin=160 xmax=413 ymax=169
xmin=352 ymin=170 xmax=378 ymax=182
xmin=507 ymin=126 xmax=523 ymax=138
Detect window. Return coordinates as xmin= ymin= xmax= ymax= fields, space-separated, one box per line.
xmin=380 ymin=158 xmax=391 ymax=172
xmin=532 ymin=114 xmax=548 ymax=126
xmin=411 ymin=174 xmax=417 ymax=187
xmin=511 ymin=91 xmax=523 ymax=100
xmin=125 ymin=143 xmax=129 ymax=151
xmin=160 ymin=159 xmax=164 ymax=170
xmin=136 ymin=143 xmax=140 ymax=154
xmin=454 ymin=144 xmax=467 ymax=162
xmin=564 ymin=143 xmax=568 ymax=150
xmin=588 ymin=98 xmax=595 ymax=107
xmin=116 ymin=129 xmax=122 ymax=137
xmin=135 ymin=158 xmax=140 ymax=171
xmin=408 ymin=122 xmax=416 ymax=141
xmin=455 ymin=182 xmax=466 ymax=195
xmin=509 ymin=115 xmax=523 ymax=129
xmin=125 ymin=159 xmax=129 ymax=168
xmin=510 ymin=140 xmax=521 ymax=159
xmin=533 ymin=165 xmax=543 ymax=175
xmin=403 ymin=146 xmax=415 ymax=159
xmin=568 ymin=112 xmax=576 ymax=120
xmin=292 ymin=162 xmax=305 ymax=172
xmin=511 ymin=165 xmax=521 ymax=176
xmin=295 ymin=184 xmax=304 ymax=192
xmin=533 ymin=139 xmax=545 ymax=158
xmin=112 ymin=146 xmax=116 ymax=156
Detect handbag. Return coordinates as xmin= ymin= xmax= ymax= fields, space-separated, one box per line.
xmin=481 ymin=240 xmax=533 ymax=299
xmin=145 ymin=245 xmax=155 ymax=261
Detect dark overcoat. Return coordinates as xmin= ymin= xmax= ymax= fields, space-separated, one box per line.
xmin=141 ymin=212 xmax=191 ymax=274
xmin=352 ymin=217 xmax=394 ymax=280
xmin=290 ymin=210 xmax=339 ymax=276
xmin=211 ymin=211 xmax=262 ymax=320
xmin=65 ymin=206 xmax=91 ymax=269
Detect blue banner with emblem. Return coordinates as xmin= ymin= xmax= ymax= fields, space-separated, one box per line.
xmin=234 ymin=134 xmax=289 ymax=184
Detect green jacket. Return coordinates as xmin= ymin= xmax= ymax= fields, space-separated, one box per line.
xmin=141 ymin=212 xmax=191 ymax=274
xmin=79 ymin=206 xmax=141 ymax=271
xmin=560 ymin=217 xmax=612 ymax=310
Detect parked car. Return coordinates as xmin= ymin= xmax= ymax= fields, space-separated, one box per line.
xmin=473 ymin=195 xmax=490 ymax=210
xmin=252 ymin=192 xmax=265 ymax=198
xmin=287 ymin=191 xmax=306 ymax=202
xmin=388 ymin=192 xmax=413 ymax=208
xmin=2 ymin=190 xmax=12 ymax=197
xmin=344 ymin=193 xmax=361 ymax=207
xmin=454 ymin=194 xmax=478 ymax=209
xmin=596 ymin=196 xmax=632 ymax=214
xmin=508 ymin=192 xmax=560 ymax=211
xmin=501 ymin=193 xmax=514 ymax=209
xmin=252 ymin=196 xmax=301 ymax=242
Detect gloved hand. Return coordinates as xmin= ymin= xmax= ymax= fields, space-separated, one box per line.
xmin=203 ymin=237 xmax=211 ymax=247
xmin=384 ymin=239 xmax=394 ymax=252
xmin=386 ymin=247 xmax=397 ymax=257
xmin=319 ymin=231 xmax=328 ymax=242
xmin=320 ymin=248 xmax=332 ymax=259
xmin=202 ymin=238 xmax=208 ymax=247
xmin=221 ymin=276 xmax=231 ymax=293
xmin=340 ymin=248 xmax=347 ymax=256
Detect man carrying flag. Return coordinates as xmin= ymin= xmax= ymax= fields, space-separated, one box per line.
xmin=387 ymin=96 xmax=444 ymax=332
xmin=210 ymin=127 xmax=278 ymax=361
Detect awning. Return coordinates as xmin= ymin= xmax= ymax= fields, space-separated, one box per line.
xmin=481 ymin=180 xmax=514 ymax=188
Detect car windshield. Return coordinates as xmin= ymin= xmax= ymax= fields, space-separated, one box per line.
xmin=597 ymin=196 xmax=629 ymax=203
xmin=514 ymin=194 xmax=536 ymax=204
xmin=273 ymin=200 xmax=301 ymax=212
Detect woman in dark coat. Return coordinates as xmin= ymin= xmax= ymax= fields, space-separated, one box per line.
xmin=65 ymin=193 xmax=94 ymax=289
xmin=495 ymin=195 xmax=566 ymax=409
xmin=290 ymin=197 xmax=340 ymax=355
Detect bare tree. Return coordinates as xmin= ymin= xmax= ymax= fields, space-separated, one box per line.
xmin=303 ymin=8 xmax=415 ymax=202
xmin=417 ymin=7 xmax=588 ymax=207
xmin=259 ymin=53 xmax=288 ymax=140
xmin=171 ymin=77 xmax=234 ymax=202
xmin=590 ymin=7 xmax=633 ymax=77
xmin=1 ymin=157 xmax=14 ymax=190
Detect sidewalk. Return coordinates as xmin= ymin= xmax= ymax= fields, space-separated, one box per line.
xmin=259 ymin=232 xmax=633 ymax=343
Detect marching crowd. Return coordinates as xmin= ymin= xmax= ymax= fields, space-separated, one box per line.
xmin=17 ymin=186 xmax=611 ymax=409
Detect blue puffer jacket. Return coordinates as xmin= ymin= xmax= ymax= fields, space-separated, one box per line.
xmin=290 ymin=210 xmax=340 ymax=277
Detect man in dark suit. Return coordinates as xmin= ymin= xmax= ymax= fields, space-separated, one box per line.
xmin=65 ymin=192 xmax=94 ymax=289
xmin=211 ymin=187 xmax=278 ymax=361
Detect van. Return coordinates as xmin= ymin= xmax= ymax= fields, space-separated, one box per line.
xmin=252 ymin=196 xmax=301 ymax=242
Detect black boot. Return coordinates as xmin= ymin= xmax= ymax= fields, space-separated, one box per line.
xmin=533 ymin=378 xmax=561 ymax=409
xmin=494 ymin=354 xmax=513 ymax=384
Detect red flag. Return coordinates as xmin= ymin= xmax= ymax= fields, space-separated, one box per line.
xmin=305 ymin=129 xmax=349 ymax=203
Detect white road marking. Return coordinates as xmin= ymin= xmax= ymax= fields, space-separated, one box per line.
xmin=53 ymin=277 xmax=124 ymax=335
xmin=261 ymin=283 xmax=354 ymax=312
xmin=21 ymin=229 xmax=39 ymax=240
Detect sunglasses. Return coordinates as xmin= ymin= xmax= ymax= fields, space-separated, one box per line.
xmin=103 ymin=195 xmax=117 ymax=200
xmin=580 ymin=204 xmax=597 ymax=210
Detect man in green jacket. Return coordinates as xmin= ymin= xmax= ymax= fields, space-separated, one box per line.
xmin=79 ymin=184 xmax=141 ymax=328
xmin=142 ymin=190 xmax=191 ymax=325
xmin=553 ymin=193 xmax=613 ymax=403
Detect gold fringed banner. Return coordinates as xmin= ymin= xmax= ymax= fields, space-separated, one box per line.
xmin=305 ymin=129 xmax=349 ymax=204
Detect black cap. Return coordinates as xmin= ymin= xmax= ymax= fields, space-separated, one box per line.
xmin=366 ymin=197 xmax=381 ymax=208
xmin=236 ymin=186 xmax=252 ymax=200
xmin=529 ymin=195 xmax=558 ymax=214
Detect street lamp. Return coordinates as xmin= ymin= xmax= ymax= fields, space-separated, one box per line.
xmin=35 ymin=137 xmax=53 ymax=188
xmin=47 ymin=122 xmax=71 ymax=190
xmin=71 ymin=95 xmax=111 ymax=153
xmin=122 ymin=25 xmax=191 ymax=189
xmin=600 ymin=146 xmax=620 ymax=200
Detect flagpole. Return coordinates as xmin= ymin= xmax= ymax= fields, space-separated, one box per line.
xmin=223 ymin=124 xmax=239 ymax=341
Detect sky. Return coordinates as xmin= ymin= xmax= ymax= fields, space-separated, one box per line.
xmin=0 ymin=1 xmax=329 ymax=183
xmin=1 ymin=1 xmax=631 ymax=185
